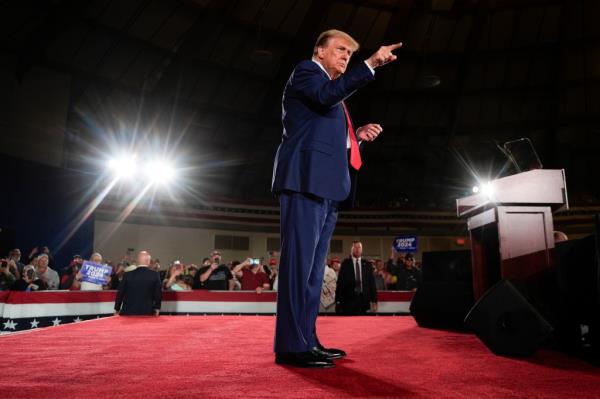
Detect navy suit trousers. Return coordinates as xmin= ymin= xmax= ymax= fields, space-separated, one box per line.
xmin=274 ymin=191 xmax=338 ymax=353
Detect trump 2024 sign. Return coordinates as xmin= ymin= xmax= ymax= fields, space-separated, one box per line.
xmin=393 ymin=235 xmax=418 ymax=253
xmin=80 ymin=261 xmax=112 ymax=285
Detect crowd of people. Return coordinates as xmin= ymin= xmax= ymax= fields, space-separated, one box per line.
xmin=0 ymin=247 xmax=126 ymax=292
xmin=0 ymin=243 xmax=422 ymax=313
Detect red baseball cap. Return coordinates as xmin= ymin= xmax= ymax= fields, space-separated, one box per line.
xmin=269 ymin=258 xmax=277 ymax=266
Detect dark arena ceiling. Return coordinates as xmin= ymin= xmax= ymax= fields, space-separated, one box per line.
xmin=2 ymin=0 xmax=600 ymax=210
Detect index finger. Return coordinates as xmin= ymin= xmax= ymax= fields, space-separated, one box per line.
xmin=385 ymin=42 xmax=403 ymax=51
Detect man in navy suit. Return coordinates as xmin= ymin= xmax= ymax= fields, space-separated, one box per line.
xmin=114 ymin=251 xmax=162 ymax=316
xmin=272 ymin=29 xmax=402 ymax=368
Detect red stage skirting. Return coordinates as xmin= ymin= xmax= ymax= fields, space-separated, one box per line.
xmin=1 ymin=315 xmax=599 ymax=398
xmin=0 ymin=291 xmax=414 ymax=332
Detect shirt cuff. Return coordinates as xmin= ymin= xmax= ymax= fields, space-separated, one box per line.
xmin=364 ymin=60 xmax=375 ymax=75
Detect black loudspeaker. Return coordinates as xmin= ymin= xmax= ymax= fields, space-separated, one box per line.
xmin=410 ymin=282 xmax=474 ymax=330
xmin=465 ymin=279 xmax=553 ymax=357
xmin=553 ymin=214 xmax=600 ymax=358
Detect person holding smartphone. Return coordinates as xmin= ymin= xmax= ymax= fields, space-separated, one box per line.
xmin=193 ymin=251 xmax=233 ymax=290
xmin=163 ymin=261 xmax=184 ymax=290
xmin=8 ymin=249 xmax=25 ymax=276
xmin=60 ymin=256 xmax=84 ymax=290
xmin=232 ymin=258 xmax=271 ymax=293
xmin=35 ymin=254 xmax=59 ymax=290
xmin=11 ymin=265 xmax=47 ymax=291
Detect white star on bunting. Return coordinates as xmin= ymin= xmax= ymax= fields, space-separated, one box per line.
xmin=51 ymin=318 xmax=62 ymax=327
xmin=30 ymin=319 xmax=39 ymax=329
xmin=3 ymin=320 xmax=17 ymax=330
xmin=73 ymin=317 xmax=83 ymax=323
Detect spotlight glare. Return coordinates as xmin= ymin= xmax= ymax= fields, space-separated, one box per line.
xmin=108 ymin=157 xmax=137 ymax=179
xmin=472 ymin=186 xmax=480 ymax=194
xmin=145 ymin=160 xmax=176 ymax=184
xmin=481 ymin=182 xmax=494 ymax=198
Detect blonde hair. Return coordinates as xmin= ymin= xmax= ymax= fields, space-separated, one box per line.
xmin=313 ymin=29 xmax=359 ymax=55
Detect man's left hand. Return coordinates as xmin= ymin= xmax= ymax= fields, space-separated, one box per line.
xmin=357 ymin=124 xmax=383 ymax=142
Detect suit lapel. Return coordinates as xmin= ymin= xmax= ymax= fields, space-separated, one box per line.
xmin=309 ymin=61 xmax=358 ymax=137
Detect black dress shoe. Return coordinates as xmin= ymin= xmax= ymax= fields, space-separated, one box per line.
xmin=314 ymin=344 xmax=347 ymax=359
xmin=275 ymin=351 xmax=335 ymax=368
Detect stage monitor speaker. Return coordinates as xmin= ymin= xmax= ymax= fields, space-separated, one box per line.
xmin=410 ymin=282 xmax=473 ymax=330
xmin=553 ymin=214 xmax=600 ymax=358
xmin=465 ymin=279 xmax=553 ymax=357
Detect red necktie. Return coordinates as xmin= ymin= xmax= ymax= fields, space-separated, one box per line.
xmin=342 ymin=102 xmax=362 ymax=170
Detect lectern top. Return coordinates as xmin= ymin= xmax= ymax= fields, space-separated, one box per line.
xmin=456 ymin=169 xmax=568 ymax=218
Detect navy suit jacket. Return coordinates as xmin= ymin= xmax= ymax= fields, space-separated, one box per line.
xmin=114 ymin=267 xmax=162 ymax=315
xmin=272 ymin=59 xmax=375 ymax=202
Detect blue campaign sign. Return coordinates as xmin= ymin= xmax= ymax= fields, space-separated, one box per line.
xmin=80 ymin=261 xmax=112 ymax=285
xmin=393 ymin=235 xmax=418 ymax=253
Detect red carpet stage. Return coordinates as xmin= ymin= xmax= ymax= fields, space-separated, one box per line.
xmin=1 ymin=315 xmax=599 ymax=398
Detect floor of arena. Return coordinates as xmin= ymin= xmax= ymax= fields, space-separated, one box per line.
xmin=1 ymin=315 xmax=599 ymax=398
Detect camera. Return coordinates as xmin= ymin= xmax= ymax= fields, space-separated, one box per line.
xmin=25 ymin=269 xmax=35 ymax=280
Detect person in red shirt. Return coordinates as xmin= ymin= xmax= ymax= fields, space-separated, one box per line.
xmin=60 ymin=256 xmax=83 ymax=290
xmin=232 ymin=258 xmax=271 ymax=293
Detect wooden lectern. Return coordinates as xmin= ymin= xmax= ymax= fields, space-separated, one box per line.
xmin=456 ymin=169 xmax=569 ymax=300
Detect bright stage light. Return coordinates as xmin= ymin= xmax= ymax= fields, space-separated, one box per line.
xmin=481 ymin=182 xmax=494 ymax=198
xmin=108 ymin=157 xmax=137 ymax=179
xmin=473 ymin=182 xmax=494 ymax=198
xmin=145 ymin=160 xmax=176 ymax=185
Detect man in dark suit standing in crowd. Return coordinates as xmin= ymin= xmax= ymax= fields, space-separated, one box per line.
xmin=271 ymin=29 xmax=402 ymax=368
xmin=114 ymin=250 xmax=162 ymax=316
xmin=336 ymin=240 xmax=378 ymax=315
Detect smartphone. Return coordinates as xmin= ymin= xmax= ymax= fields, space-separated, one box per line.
xmin=251 ymin=258 xmax=260 ymax=265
